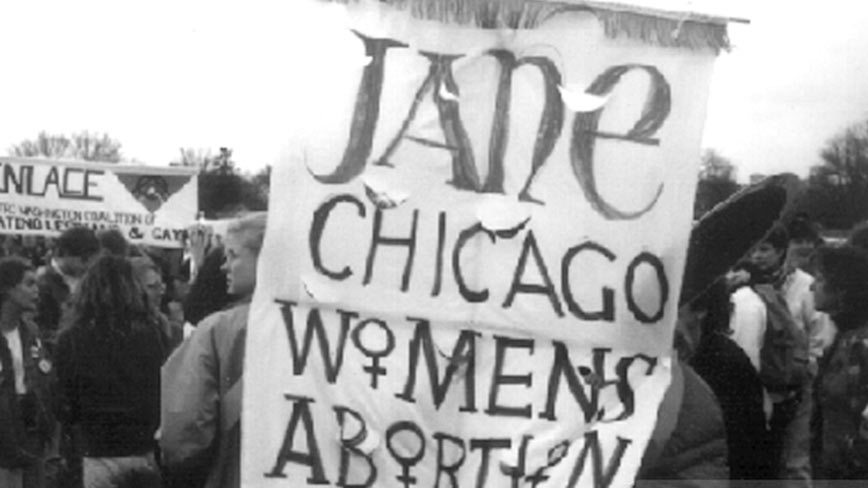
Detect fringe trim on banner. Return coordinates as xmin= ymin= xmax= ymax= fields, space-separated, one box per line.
xmin=322 ymin=0 xmax=732 ymax=52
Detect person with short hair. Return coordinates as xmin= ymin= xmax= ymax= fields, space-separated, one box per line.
xmin=0 ymin=257 xmax=56 ymax=488
xmin=161 ymin=213 xmax=267 ymax=488
xmin=749 ymin=223 xmax=828 ymax=486
xmin=35 ymin=227 xmax=100 ymax=345
xmin=786 ymin=215 xmax=824 ymax=275
xmin=812 ymin=245 xmax=868 ymax=478
xmin=54 ymin=255 xmax=165 ymax=488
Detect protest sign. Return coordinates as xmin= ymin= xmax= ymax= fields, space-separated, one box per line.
xmin=244 ymin=1 xmax=730 ymax=486
xmin=0 ymin=157 xmax=197 ymax=248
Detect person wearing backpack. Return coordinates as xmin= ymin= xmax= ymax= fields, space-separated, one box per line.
xmin=636 ymin=174 xmax=795 ymax=485
xmin=748 ymin=224 xmax=823 ymax=487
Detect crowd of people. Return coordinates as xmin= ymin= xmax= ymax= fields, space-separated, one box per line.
xmin=0 ymin=214 xmax=266 ymax=488
xmin=672 ymin=215 xmax=868 ymax=484
xmin=2 ymin=205 xmax=868 ymax=487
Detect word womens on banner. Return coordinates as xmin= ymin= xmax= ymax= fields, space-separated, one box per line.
xmin=244 ymin=1 xmax=730 ymax=486
xmin=0 ymin=157 xmax=198 ymax=248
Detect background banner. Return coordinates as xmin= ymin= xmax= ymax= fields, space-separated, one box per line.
xmin=244 ymin=1 xmax=725 ymax=486
xmin=0 ymin=157 xmax=198 ymax=248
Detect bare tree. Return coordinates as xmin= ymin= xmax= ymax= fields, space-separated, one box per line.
xmin=9 ymin=131 xmax=122 ymax=163
xmin=172 ymin=148 xmax=213 ymax=168
xmin=171 ymin=147 xmax=234 ymax=174
xmin=798 ymin=121 xmax=868 ymax=228
xmin=694 ymin=149 xmax=740 ymax=218
xmin=698 ymin=149 xmax=737 ymax=181
xmin=174 ymin=146 xmax=268 ymax=216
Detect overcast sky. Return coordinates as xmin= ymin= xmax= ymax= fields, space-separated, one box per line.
xmin=0 ymin=0 xmax=866 ymax=182
xmin=703 ymin=0 xmax=868 ymax=181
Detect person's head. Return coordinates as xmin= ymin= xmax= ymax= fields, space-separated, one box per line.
xmin=0 ymin=257 xmax=38 ymax=316
xmin=787 ymin=215 xmax=821 ymax=246
xmin=2 ymin=235 xmax=22 ymax=253
xmin=55 ymin=227 xmax=100 ymax=278
xmin=848 ymin=221 xmax=868 ymax=252
xmin=130 ymin=257 xmax=165 ymax=313
xmin=811 ymin=245 xmax=868 ymax=328
xmin=97 ymin=228 xmax=129 ymax=257
xmin=749 ymin=224 xmax=788 ymax=273
xmin=786 ymin=216 xmax=822 ymax=272
xmin=75 ymin=254 xmax=149 ymax=332
xmin=221 ymin=213 xmax=267 ymax=299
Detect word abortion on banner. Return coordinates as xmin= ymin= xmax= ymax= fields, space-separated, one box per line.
xmin=0 ymin=157 xmax=198 ymax=248
xmin=244 ymin=1 xmax=731 ymax=486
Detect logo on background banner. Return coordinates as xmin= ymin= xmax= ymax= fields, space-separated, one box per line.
xmin=117 ymin=174 xmax=193 ymax=212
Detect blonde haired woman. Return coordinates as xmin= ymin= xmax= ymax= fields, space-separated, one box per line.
xmin=161 ymin=212 xmax=267 ymax=488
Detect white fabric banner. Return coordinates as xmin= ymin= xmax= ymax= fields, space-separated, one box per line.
xmin=0 ymin=157 xmax=198 ymax=248
xmin=244 ymin=1 xmax=721 ymax=486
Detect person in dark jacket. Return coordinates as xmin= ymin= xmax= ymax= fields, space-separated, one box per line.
xmin=812 ymin=245 xmax=868 ymax=479
xmin=35 ymin=227 xmax=100 ymax=348
xmin=0 ymin=257 xmax=56 ymax=488
xmin=690 ymin=279 xmax=775 ymax=480
xmin=55 ymin=255 xmax=165 ymax=487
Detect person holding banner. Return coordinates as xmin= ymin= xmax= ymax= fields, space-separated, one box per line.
xmin=0 ymin=257 xmax=56 ymax=488
xmin=181 ymin=224 xmax=230 ymax=330
xmin=160 ymin=212 xmax=266 ymax=488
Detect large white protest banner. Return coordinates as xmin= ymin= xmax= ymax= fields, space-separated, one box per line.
xmin=244 ymin=1 xmax=731 ymax=486
xmin=0 ymin=157 xmax=197 ymax=248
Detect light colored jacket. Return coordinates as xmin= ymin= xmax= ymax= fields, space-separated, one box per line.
xmin=781 ymin=268 xmax=836 ymax=369
xmin=160 ymin=303 xmax=248 ymax=488
xmin=729 ymin=285 xmax=767 ymax=371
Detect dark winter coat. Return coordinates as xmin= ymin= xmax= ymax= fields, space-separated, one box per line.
xmin=817 ymin=324 xmax=868 ymax=479
xmin=691 ymin=332 xmax=774 ymax=479
xmin=0 ymin=318 xmax=56 ymax=469
xmin=55 ymin=319 xmax=165 ymax=457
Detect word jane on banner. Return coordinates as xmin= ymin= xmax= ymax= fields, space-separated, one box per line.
xmin=310 ymin=32 xmax=671 ymax=222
